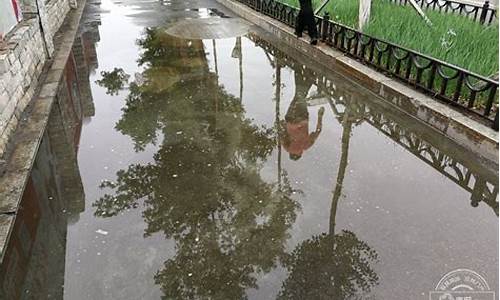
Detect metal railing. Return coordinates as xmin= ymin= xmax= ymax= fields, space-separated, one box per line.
xmin=235 ymin=0 xmax=499 ymax=129
xmin=390 ymin=0 xmax=497 ymax=25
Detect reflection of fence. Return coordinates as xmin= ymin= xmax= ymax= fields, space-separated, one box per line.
xmin=390 ymin=0 xmax=497 ymax=25
xmin=234 ymin=0 xmax=499 ymax=130
xmin=364 ymin=109 xmax=499 ymax=213
xmin=251 ymin=34 xmax=499 ymax=215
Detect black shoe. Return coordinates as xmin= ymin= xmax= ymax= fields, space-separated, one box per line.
xmin=295 ymin=32 xmax=303 ymax=38
xmin=310 ymin=39 xmax=318 ymax=45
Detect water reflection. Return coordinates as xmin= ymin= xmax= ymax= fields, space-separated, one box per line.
xmin=5 ymin=0 xmax=497 ymax=296
xmin=93 ymin=21 xmax=498 ymax=297
xmin=93 ymin=28 xmax=373 ymax=298
xmin=276 ymin=57 xmax=379 ymax=299
xmin=280 ymin=70 xmax=325 ymax=161
xmin=0 ymin=12 xmax=100 ymax=298
xmin=94 ymin=29 xmax=300 ymax=298
xmin=95 ymin=68 xmax=130 ymax=96
xmin=252 ymin=34 xmax=498 ymax=215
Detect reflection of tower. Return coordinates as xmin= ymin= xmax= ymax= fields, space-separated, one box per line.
xmin=74 ymin=10 xmax=101 ymax=118
xmin=61 ymin=10 xmax=102 ymax=221
xmin=0 ymin=95 xmax=88 ymax=299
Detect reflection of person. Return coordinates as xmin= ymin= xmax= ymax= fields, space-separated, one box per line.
xmin=281 ymin=70 xmax=325 ymax=160
xmin=295 ymin=0 xmax=318 ymax=45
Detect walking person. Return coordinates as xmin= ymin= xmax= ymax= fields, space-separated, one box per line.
xmin=295 ymin=0 xmax=319 ymax=45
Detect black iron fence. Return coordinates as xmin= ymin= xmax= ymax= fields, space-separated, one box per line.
xmin=235 ymin=0 xmax=499 ymax=129
xmin=390 ymin=0 xmax=497 ymax=25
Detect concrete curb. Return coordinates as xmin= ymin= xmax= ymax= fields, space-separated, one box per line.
xmin=217 ymin=0 xmax=499 ymax=164
xmin=0 ymin=0 xmax=87 ymax=261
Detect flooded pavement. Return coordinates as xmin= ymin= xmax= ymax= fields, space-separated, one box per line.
xmin=0 ymin=0 xmax=498 ymax=299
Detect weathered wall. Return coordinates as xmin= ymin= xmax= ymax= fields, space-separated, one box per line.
xmin=0 ymin=0 xmax=73 ymax=161
xmin=38 ymin=0 xmax=72 ymax=54
xmin=0 ymin=18 xmax=46 ymax=159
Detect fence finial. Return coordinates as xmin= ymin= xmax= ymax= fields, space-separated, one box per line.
xmin=480 ymin=0 xmax=490 ymax=24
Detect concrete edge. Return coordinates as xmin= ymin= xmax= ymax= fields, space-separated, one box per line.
xmin=217 ymin=0 xmax=499 ymax=164
xmin=0 ymin=0 xmax=87 ymax=261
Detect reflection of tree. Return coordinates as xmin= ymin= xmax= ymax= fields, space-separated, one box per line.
xmin=279 ymin=102 xmax=379 ymax=300
xmin=95 ymin=68 xmax=130 ymax=95
xmin=93 ymin=28 xmax=300 ymax=299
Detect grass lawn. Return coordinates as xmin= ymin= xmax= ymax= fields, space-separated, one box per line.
xmin=278 ymin=0 xmax=499 ymax=77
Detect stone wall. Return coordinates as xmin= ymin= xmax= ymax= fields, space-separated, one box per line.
xmin=0 ymin=0 xmax=73 ymax=161
xmin=39 ymin=0 xmax=72 ymax=54
xmin=0 ymin=18 xmax=46 ymax=160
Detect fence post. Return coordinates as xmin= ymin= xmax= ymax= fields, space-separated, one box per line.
xmin=321 ymin=12 xmax=330 ymax=42
xmin=479 ymin=0 xmax=490 ymax=24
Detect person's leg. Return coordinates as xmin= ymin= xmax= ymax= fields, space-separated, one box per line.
xmin=286 ymin=70 xmax=311 ymax=122
xmin=304 ymin=9 xmax=318 ymax=44
xmin=294 ymin=70 xmax=313 ymax=99
xmin=285 ymin=96 xmax=309 ymax=123
xmin=295 ymin=10 xmax=305 ymax=37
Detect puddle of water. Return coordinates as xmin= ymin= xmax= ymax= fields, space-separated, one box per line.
xmin=0 ymin=0 xmax=497 ymax=299
xmin=174 ymin=8 xmax=231 ymax=18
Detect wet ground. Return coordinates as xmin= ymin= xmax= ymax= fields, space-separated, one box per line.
xmin=1 ymin=0 xmax=498 ymax=299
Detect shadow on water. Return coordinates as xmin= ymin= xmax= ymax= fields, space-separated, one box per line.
xmin=0 ymin=0 xmax=498 ymax=298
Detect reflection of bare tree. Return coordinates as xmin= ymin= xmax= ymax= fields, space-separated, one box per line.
xmin=278 ymin=99 xmax=378 ymax=300
xmin=93 ymin=29 xmax=300 ymax=299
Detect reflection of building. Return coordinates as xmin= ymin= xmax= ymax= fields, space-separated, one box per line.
xmin=0 ymin=10 xmax=100 ymax=299
xmin=74 ymin=11 xmax=100 ymax=118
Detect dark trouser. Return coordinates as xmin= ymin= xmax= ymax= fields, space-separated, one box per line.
xmin=296 ymin=5 xmax=318 ymax=39
xmin=285 ymin=96 xmax=309 ymax=123
xmin=285 ymin=71 xmax=314 ymax=123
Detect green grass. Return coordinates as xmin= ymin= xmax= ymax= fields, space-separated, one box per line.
xmin=279 ymin=0 xmax=499 ymax=77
